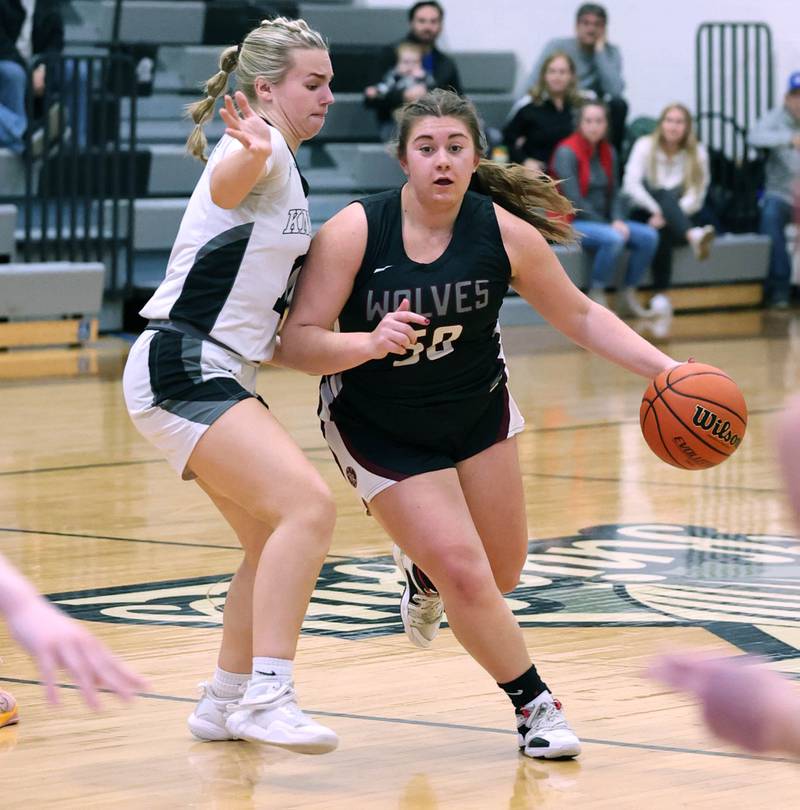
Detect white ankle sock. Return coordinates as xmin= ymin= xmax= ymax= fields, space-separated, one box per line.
xmin=251 ymin=656 xmax=294 ymax=684
xmin=211 ymin=667 xmax=249 ymax=698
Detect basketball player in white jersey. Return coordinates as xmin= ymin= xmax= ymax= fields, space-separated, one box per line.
xmin=122 ymin=18 xmax=339 ymax=752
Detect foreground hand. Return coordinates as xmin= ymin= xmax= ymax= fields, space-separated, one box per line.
xmin=648 ymin=212 xmax=666 ymax=229
xmin=219 ymin=90 xmax=272 ymax=157
xmin=647 ymin=652 xmax=800 ymax=754
xmin=6 ymin=596 xmax=147 ymax=709
xmin=369 ymin=298 xmax=429 ymax=359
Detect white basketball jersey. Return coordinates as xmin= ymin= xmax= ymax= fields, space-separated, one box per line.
xmin=139 ymin=126 xmax=311 ymax=363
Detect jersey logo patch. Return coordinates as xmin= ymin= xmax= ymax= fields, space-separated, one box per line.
xmin=283 ymin=209 xmax=311 ymax=235
xmin=373 ymin=265 xmax=392 ymax=274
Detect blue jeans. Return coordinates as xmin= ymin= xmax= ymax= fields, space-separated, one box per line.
xmin=759 ymin=193 xmax=793 ymax=304
xmin=0 ymin=60 xmax=27 ymax=155
xmin=573 ymin=219 xmax=659 ymax=288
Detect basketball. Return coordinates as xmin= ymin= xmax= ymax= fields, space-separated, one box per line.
xmin=639 ymin=362 xmax=748 ymax=470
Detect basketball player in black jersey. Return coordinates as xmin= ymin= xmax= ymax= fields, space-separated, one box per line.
xmin=280 ymin=89 xmax=682 ymax=759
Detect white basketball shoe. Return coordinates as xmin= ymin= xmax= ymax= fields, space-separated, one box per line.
xmin=225 ymin=680 xmax=339 ymax=754
xmin=517 ymin=691 xmax=581 ymax=759
xmin=187 ymin=681 xmax=243 ymax=741
xmin=392 ymin=544 xmax=444 ymax=649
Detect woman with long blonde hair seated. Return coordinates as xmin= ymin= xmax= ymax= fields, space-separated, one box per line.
xmin=623 ymin=102 xmax=716 ymax=315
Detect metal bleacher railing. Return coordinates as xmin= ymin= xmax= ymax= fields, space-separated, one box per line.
xmin=695 ymin=22 xmax=774 ymax=233
xmin=17 ymin=40 xmax=138 ymax=298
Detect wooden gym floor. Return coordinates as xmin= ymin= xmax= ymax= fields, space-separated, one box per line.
xmin=1 ymin=309 xmax=799 ymax=808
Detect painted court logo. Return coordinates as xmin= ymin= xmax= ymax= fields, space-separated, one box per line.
xmin=691 ymin=406 xmax=742 ymax=448
xmin=46 ymin=524 xmax=800 ymax=665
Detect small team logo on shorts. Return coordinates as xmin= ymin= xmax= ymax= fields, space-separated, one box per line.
xmin=345 ymin=466 xmax=358 ymax=487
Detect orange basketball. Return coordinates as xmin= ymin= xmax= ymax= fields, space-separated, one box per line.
xmin=639 ymin=362 xmax=747 ymax=470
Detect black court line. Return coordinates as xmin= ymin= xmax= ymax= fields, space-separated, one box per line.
xmin=0 ymin=677 xmax=795 ymax=766
xmin=0 ymin=459 xmax=163 ymax=478
xmin=524 ymin=471 xmax=782 ymax=494
xmin=0 ymin=527 xmax=357 ymax=561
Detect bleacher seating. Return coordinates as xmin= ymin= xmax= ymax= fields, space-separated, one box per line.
xmin=0 ymin=205 xmax=16 ymax=262
xmin=0 ymin=261 xmax=104 ymax=348
xmin=0 ymin=0 xmax=773 ymax=333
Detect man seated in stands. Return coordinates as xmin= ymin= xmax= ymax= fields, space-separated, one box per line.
xmin=749 ymin=71 xmax=800 ymax=309
xmin=365 ymin=41 xmax=436 ymax=142
xmin=0 ymin=0 xmax=63 ymax=155
xmin=364 ymin=1 xmax=462 ymax=140
xmin=524 ymin=3 xmax=627 ymax=158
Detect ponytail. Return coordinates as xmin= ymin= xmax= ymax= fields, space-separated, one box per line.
xmin=185 ymin=45 xmax=239 ymax=162
xmin=470 ymin=160 xmax=575 ymax=244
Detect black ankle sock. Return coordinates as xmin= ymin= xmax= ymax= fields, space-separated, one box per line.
xmin=497 ymin=664 xmax=548 ymax=711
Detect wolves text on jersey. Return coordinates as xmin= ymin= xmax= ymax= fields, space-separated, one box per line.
xmin=366 ymin=279 xmax=490 ymax=321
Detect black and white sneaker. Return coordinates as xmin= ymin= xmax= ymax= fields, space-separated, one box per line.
xmin=392 ymin=544 xmax=444 ymax=649
xmin=517 ymin=690 xmax=581 ymax=759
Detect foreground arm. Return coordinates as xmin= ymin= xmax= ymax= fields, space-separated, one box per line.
xmin=0 ymin=553 xmax=146 ymax=708
xmin=279 ymin=204 xmax=428 ymax=375
xmin=497 ymin=206 xmax=678 ymax=378
xmin=648 ymin=653 xmax=800 ymax=756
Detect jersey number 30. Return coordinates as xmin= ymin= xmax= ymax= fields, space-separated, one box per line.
xmin=392 ymin=325 xmax=463 ymax=367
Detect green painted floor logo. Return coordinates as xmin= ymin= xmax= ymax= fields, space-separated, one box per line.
xmin=47 ymin=524 xmax=800 ymax=666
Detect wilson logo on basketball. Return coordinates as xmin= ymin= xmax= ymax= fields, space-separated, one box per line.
xmin=691 ymin=406 xmax=742 ymax=448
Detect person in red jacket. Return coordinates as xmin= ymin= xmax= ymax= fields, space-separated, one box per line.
xmin=551 ymin=101 xmax=659 ymax=319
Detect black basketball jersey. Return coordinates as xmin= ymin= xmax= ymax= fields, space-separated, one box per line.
xmin=321 ymin=188 xmax=512 ymax=443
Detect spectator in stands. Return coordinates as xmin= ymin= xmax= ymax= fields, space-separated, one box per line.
xmin=749 ymin=71 xmax=800 ymax=309
xmin=551 ymin=101 xmax=658 ymax=318
xmin=623 ymin=103 xmax=716 ymax=316
xmin=525 ymin=3 xmax=627 ymax=158
xmin=502 ymin=52 xmax=581 ymax=173
xmin=365 ymin=41 xmax=435 ymax=141
xmin=0 ymin=0 xmax=62 ymax=155
xmin=365 ymin=2 xmax=462 ymax=139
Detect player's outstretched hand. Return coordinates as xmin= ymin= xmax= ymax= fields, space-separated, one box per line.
xmin=220 ymin=90 xmax=272 ymax=157
xmin=5 ymin=595 xmax=147 ymax=709
xmin=369 ymin=298 xmax=429 ymax=359
xmin=648 ymin=652 xmax=800 ymax=755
